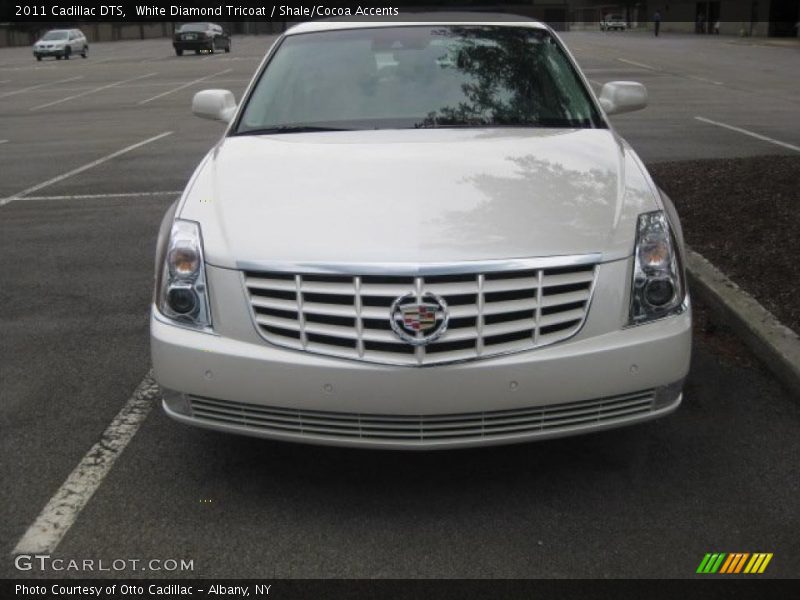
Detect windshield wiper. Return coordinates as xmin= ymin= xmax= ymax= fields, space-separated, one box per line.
xmin=235 ymin=125 xmax=353 ymax=135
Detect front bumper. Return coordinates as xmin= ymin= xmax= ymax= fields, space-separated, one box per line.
xmin=152 ymin=300 xmax=691 ymax=449
xmin=173 ymin=40 xmax=213 ymax=51
xmin=34 ymin=48 xmax=66 ymax=57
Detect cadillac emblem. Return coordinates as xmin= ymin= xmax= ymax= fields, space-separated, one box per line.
xmin=389 ymin=292 xmax=449 ymax=346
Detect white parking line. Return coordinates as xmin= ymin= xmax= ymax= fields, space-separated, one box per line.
xmin=137 ymin=68 xmax=233 ymax=104
xmin=0 ymin=75 xmax=83 ymax=99
xmin=21 ymin=191 xmax=182 ymax=201
xmin=688 ymin=75 xmax=724 ymax=86
xmin=0 ymin=131 xmax=174 ymax=207
xmin=0 ymin=66 xmax=57 ymax=72
xmin=11 ymin=374 xmax=160 ymax=555
xmin=617 ymin=58 xmax=659 ymax=71
xmin=695 ymin=116 xmax=800 ymax=153
xmin=583 ymin=68 xmax=644 ymax=74
xmin=30 ymin=73 xmax=158 ymax=111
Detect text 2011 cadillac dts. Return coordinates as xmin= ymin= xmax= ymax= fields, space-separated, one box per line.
xmin=151 ymin=17 xmax=691 ymax=449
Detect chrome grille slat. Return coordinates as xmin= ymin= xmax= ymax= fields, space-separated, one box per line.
xmin=250 ymin=296 xmax=298 ymax=312
xmin=541 ymin=289 xmax=591 ymax=307
xmin=482 ymin=298 xmax=538 ymax=316
xmin=480 ymin=338 xmax=537 ymax=355
xmin=245 ymin=277 xmax=296 ymax=292
xmin=255 ymin=313 xmax=299 ymax=331
xmin=482 ymin=277 xmax=538 ymax=293
xmin=538 ymin=308 xmax=587 ymax=328
xmin=440 ymin=327 xmax=478 ymax=342
xmin=476 ymin=273 xmax=485 ymax=356
xmin=354 ymin=276 xmax=365 ymax=358
xmin=244 ymin=260 xmax=597 ymax=366
xmin=294 ymin=275 xmax=308 ymax=349
xmin=301 ymin=301 xmax=358 ymax=318
xmin=541 ymin=270 xmax=596 ymax=287
xmin=534 ymin=269 xmax=544 ymax=344
xmin=447 ymin=304 xmax=480 ymax=318
xmin=482 ymin=318 xmax=539 ymax=339
xmin=188 ymin=389 xmax=655 ymax=442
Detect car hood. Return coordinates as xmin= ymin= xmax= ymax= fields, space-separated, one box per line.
xmin=180 ymin=128 xmax=661 ymax=269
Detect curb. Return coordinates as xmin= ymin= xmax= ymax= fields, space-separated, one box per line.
xmin=686 ymin=248 xmax=800 ymax=398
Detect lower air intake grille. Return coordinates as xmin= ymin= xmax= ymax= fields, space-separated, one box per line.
xmin=188 ymin=390 xmax=656 ymax=444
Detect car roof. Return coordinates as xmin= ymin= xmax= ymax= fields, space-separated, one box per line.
xmin=285 ymin=13 xmax=547 ymax=36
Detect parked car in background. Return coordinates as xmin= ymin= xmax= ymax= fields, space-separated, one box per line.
xmin=600 ymin=15 xmax=627 ymax=31
xmin=152 ymin=17 xmax=691 ymax=449
xmin=33 ymin=29 xmax=88 ymax=61
xmin=173 ymin=23 xmax=231 ymax=56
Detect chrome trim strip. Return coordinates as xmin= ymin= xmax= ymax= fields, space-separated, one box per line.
xmin=235 ymin=253 xmax=603 ymax=277
xmin=476 ymin=273 xmax=485 ymax=357
xmin=295 ymin=274 xmax=308 ymax=349
xmin=533 ymin=269 xmax=544 ymax=345
xmin=414 ymin=277 xmax=425 ymax=365
xmin=354 ymin=276 xmax=365 ymax=358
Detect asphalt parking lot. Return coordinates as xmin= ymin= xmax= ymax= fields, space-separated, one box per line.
xmin=1 ymin=30 xmax=799 ymax=579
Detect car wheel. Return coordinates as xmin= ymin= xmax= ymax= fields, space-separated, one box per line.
xmin=224 ymin=43 xmax=230 ymax=53
xmin=175 ymin=48 xmax=183 ymax=56
xmin=56 ymin=55 xmax=62 ymax=60
xmin=81 ymin=46 xmax=88 ymax=58
xmin=64 ymin=47 xmax=71 ymax=60
xmin=36 ymin=55 xmax=42 ymax=61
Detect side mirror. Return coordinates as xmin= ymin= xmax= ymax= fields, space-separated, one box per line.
xmin=598 ymin=81 xmax=647 ymax=115
xmin=192 ymin=89 xmax=237 ymax=123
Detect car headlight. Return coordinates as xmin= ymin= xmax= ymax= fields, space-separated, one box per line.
xmin=157 ymin=219 xmax=212 ymax=329
xmin=629 ymin=211 xmax=686 ymax=324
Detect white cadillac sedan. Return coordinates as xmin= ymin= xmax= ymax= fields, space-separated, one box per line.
xmin=151 ymin=17 xmax=691 ymax=449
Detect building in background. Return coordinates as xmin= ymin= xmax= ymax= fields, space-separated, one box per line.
xmin=568 ymin=0 xmax=799 ymax=36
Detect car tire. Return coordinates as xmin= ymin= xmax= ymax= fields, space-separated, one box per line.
xmin=36 ymin=55 xmax=42 ymax=61
xmin=81 ymin=46 xmax=88 ymax=58
xmin=175 ymin=48 xmax=183 ymax=56
xmin=64 ymin=47 xmax=71 ymax=60
xmin=224 ymin=43 xmax=230 ymax=53
xmin=56 ymin=55 xmax=62 ymax=60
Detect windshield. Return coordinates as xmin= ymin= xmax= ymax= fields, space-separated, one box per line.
xmin=42 ymin=31 xmax=69 ymax=41
xmin=178 ymin=23 xmax=210 ymax=33
xmin=235 ymin=25 xmax=604 ymax=133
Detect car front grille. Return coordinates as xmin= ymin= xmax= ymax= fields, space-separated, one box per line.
xmin=243 ymin=261 xmax=597 ymax=366
xmin=188 ymin=389 xmax=655 ymax=444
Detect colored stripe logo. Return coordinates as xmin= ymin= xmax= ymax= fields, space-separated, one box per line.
xmin=697 ymin=553 xmax=773 ymax=574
